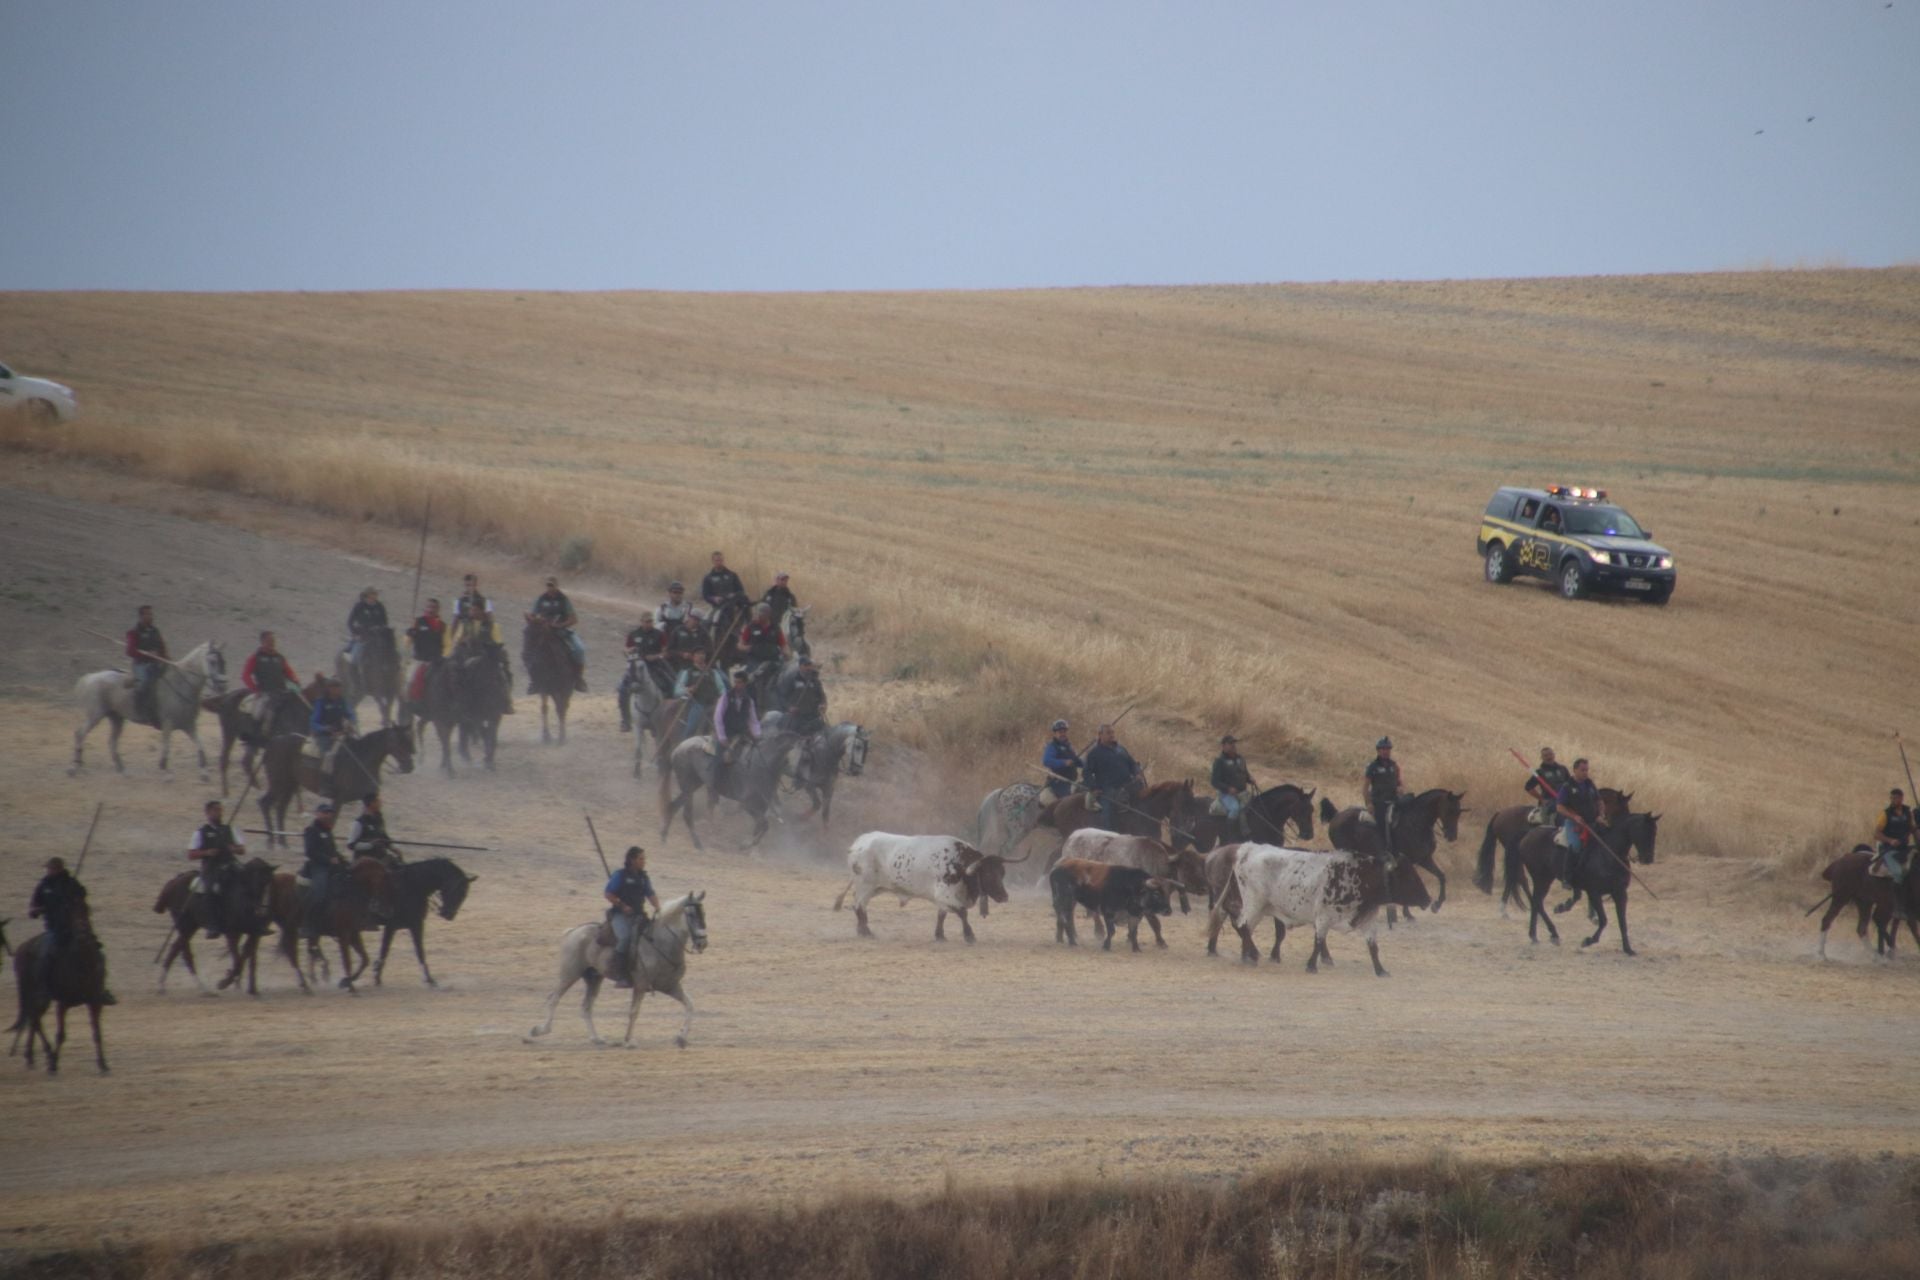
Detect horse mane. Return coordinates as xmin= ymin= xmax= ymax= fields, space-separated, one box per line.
xmin=657 ymin=892 xmax=699 ymax=925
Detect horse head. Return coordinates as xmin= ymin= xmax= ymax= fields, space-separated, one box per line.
xmin=435 ymin=863 xmax=477 ymax=920
xmin=1439 ymin=789 xmax=1467 ymax=841
xmin=666 ymin=890 xmax=708 ymax=952
xmin=1631 ymin=812 xmax=1660 ymax=864
xmin=203 ymin=641 xmax=229 ymax=693
xmin=388 ymin=723 xmax=416 ymax=774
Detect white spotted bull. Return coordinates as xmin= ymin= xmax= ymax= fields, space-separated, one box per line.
xmin=833 ymin=832 xmax=1027 ymax=944
xmin=1228 ymin=843 xmax=1432 ymax=976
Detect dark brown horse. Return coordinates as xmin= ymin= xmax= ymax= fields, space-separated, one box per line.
xmin=258 ymin=725 xmax=414 ymax=846
xmin=1179 ymin=783 xmax=1318 ymax=853
xmin=1037 ymin=780 xmax=1204 ymax=868
xmin=1808 ymin=846 xmax=1920 ymax=960
xmin=267 ymin=858 xmax=391 ymax=992
xmin=1504 ymin=812 xmax=1659 ymax=953
xmin=1475 ymin=789 xmax=1635 ymax=910
xmin=338 ymin=625 xmax=403 ymax=727
xmin=1323 ymin=788 xmax=1467 ymax=912
xmin=415 ymin=642 xmax=509 ymax=773
xmin=8 ymin=904 xmax=110 ymax=1074
xmin=521 ymin=620 xmax=574 ymax=745
xmin=371 ymin=857 xmax=475 ymax=988
xmin=205 ymin=676 xmax=324 ymax=795
xmin=153 ymin=856 xmax=279 ymax=996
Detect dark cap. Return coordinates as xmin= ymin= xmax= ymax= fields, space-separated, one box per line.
xmin=1221 ymin=734 xmax=1237 ymax=745
xmin=1051 ymin=719 xmax=1068 ymax=731
xmin=362 ymin=792 xmax=379 ymax=805
xmin=668 ymin=581 xmax=684 ymax=591
xmin=1377 ymin=737 xmax=1393 ymax=749
xmin=731 ymin=668 xmax=749 ymax=681
xmin=316 ymin=801 xmax=337 ymax=814
xmin=798 ymin=654 xmax=815 ymax=667
xmin=44 ymin=856 xmax=65 ymax=872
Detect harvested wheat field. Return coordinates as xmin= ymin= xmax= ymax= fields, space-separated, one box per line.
xmin=1 ymin=272 xmax=1918 ymax=1272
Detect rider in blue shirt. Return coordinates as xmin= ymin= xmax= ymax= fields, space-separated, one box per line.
xmin=1554 ymin=757 xmax=1600 ymax=885
xmin=1041 ymin=719 xmax=1083 ymax=800
xmin=309 ymin=677 xmax=357 ymax=767
xmin=604 ymin=845 xmax=661 ymax=987
xmin=1083 ymin=723 xmax=1142 ymax=831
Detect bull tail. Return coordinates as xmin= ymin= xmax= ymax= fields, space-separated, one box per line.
xmin=1803 ymin=892 xmax=1835 ymax=918
xmin=1473 ymin=817 xmax=1498 ymax=894
xmin=832 ymin=877 xmax=855 ymax=912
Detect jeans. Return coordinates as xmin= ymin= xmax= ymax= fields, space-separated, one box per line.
xmin=1218 ymin=791 xmax=1244 ymax=821
xmin=1879 ymin=843 xmax=1911 ymax=883
xmin=564 ymin=631 xmax=586 ymax=666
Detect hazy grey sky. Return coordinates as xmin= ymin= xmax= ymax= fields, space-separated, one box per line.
xmin=3 ymin=2 xmax=1915 ymax=290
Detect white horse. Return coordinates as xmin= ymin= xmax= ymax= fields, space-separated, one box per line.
xmin=71 ymin=640 xmax=227 ymax=775
xmin=526 ymin=891 xmax=707 ymax=1048
xmin=976 ymin=781 xmax=1048 ymax=862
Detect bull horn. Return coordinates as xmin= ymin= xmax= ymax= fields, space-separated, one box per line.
xmin=465 ymin=873 xmax=479 ymax=882
xmin=1000 ymin=848 xmax=1032 ymax=864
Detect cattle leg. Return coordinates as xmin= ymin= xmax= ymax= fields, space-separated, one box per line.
xmin=1366 ymin=930 xmax=1388 ymax=977
xmin=959 ymin=908 xmax=976 ymax=945
xmin=1100 ymin=911 xmax=1116 ymax=952
xmin=1270 ymin=921 xmax=1285 ymax=962
xmin=933 ymin=909 xmax=947 ymax=942
xmin=1146 ymin=913 xmax=1167 ymax=948
xmin=854 ymin=896 xmax=874 ymax=938
xmin=1204 ymin=903 xmax=1222 ymax=956
xmin=1056 ymin=907 xmax=1077 ymax=946
xmin=1306 ymin=927 xmax=1326 ymax=973
xmin=1126 ymin=917 xmax=1144 ymax=952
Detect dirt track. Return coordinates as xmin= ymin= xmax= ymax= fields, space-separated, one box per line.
xmin=2 ymin=476 xmax=1918 ymax=1252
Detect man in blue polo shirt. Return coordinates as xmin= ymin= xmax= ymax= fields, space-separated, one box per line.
xmin=1555 ymin=757 xmax=1601 ymax=886
xmin=604 ymin=845 xmax=662 ymax=987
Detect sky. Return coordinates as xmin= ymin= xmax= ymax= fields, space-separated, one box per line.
xmin=2 ymin=1 xmax=1916 ymax=291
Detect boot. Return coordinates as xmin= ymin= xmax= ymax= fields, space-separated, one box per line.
xmin=573 ymin=666 xmax=589 ymax=694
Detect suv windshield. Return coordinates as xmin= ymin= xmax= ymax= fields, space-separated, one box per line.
xmin=1563 ymin=505 xmax=1645 ymax=538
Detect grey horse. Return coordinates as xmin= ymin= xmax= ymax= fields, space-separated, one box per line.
xmin=976 ymin=781 xmax=1049 ymax=863
xmin=659 ymin=732 xmax=804 ymax=851
xmin=71 ymin=640 xmax=227 ymax=775
xmin=525 ymin=891 xmax=708 ymax=1048
xmin=762 ymin=713 xmax=869 ymax=825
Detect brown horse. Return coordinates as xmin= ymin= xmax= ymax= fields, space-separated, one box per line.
xmin=1323 ymin=788 xmax=1467 ymax=912
xmin=257 ymin=725 xmax=414 ymax=847
xmin=1037 ymin=780 xmax=1203 ymax=869
xmin=205 ymin=676 xmax=324 ymax=796
xmin=521 ymin=620 xmax=574 ymax=745
xmin=267 ymin=858 xmax=391 ymax=992
xmin=1808 ymin=846 xmax=1920 ymax=960
xmin=8 ymin=904 xmax=110 ymax=1074
xmin=1475 ymin=789 xmax=1635 ymax=910
xmin=153 ymin=856 xmax=279 ymax=996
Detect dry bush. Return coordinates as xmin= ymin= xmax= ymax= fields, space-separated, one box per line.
xmin=11 ymin=1155 xmax=1919 ymax=1280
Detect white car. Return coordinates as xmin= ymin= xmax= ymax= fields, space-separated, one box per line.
xmin=0 ymin=361 xmax=78 ymax=421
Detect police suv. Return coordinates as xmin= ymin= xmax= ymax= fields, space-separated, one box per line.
xmin=1477 ymin=485 xmax=1675 ymax=604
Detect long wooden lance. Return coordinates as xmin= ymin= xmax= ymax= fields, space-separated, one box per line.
xmin=1506 ymin=746 xmax=1657 ymax=898
xmin=409 ymin=494 xmax=433 ymax=619
xmin=584 ymin=812 xmax=613 ymax=877
xmin=74 ymin=802 xmax=105 ymax=875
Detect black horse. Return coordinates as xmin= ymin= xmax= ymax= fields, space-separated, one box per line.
xmin=372 ymin=857 xmax=477 ymax=988
xmin=1179 ymin=783 xmax=1319 ymax=853
xmin=521 ymin=621 xmax=574 ymax=745
xmin=1505 ymin=812 xmax=1659 ymax=953
xmin=339 ymin=625 xmax=403 ymax=727
xmin=9 ymin=905 xmax=111 ymax=1074
xmin=1322 ymin=788 xmax=1467 ymax=914
xmin=416 ymin=642 xmax=508 ymax=772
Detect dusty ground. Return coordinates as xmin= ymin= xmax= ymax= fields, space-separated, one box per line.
xmin=2 ymin=476 xmax=1917 ymax=1254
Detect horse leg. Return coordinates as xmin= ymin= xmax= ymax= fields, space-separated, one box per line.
xmin=623 ymin=988 xmax=647 ymax=1047
xmin=410 ymin=924 xmax=435 ymax=988
xmin=1581 ymin=890 xmax=1609 ymax=948
xmin=581 ymin=973 xmax=607 ymax=1046
xmin=109 ymin=716 xmax=126 ymax=773
xmin=540 ymin=694 xmax=551 ymax=745
xmin=188 ymin=725 xmax=210 ymax=774
xmin=1817 ymin=894 xmax=1849 ymax=960
xmin=1429 ymin=864 xmax=1446 ymax=912
xmin=666 ymin=983 xmax=694 ymax=1048
xmin=374 ymin=926 xmax=396 ymax=986
xmin=50 ymin=1004 xmax=67 ymax=1075
xmin=1614 ymin=892 xmax=1634 ymax=956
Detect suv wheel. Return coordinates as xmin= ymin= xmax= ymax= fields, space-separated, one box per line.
xmin=1484 ymin=543 xmax=1514 ymax=584
xmin=1558 ymin=558 xmax=1587 ymax=601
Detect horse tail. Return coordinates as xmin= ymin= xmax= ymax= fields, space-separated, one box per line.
xmin=1501 ymin=837 xmax=1523 ymax=907
xmin=1474 ymin=816 xmax=1499 ymax=894
xmin=1803 ymin=892 xmax=1834 ymax=918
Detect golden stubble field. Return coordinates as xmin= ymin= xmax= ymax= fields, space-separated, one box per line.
xmin=0 ymin=272 xmax=1918 ymax=1251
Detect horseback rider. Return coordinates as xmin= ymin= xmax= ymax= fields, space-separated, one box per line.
xmin=711 ymin=668 xmax=762 ymax=794
xmin=785 ymin=654 xmax=828 ymax=736
xmin=27 ymin=856 xmax=115 ymax=1005
xmin=309 ymin=675 xmax=357 ymax=772
xmin=450 ymin=582 xmax=514 ymax=713
xmin=761 ymin=572 xmax=798 ymax=629
xmin=667 ymin=607 xmax=709 ymax=669
xmin=671 ymin=649 xmax=724 ymax=743
xmin=618 ymin=611 xmax=670 ymax=733
xmin=1211 ymin=735 xmax=1256 ymax=836
xmin=1525 ymin=746 xmax=1571 ymax=826
xmin=1874 ymin=787 xmax=1915 ymax=921
xmin=701 ymin=551 xmax=745 ymax=613
xmin=656 ymin=582 xmax=691 ymax=638
xmin=405 ymin=597 xmax=446 ymax=706
xmin=1364 ymin=737 xmax=1403 ymax=858
xmin=242 ymin=630 xmax=300 ymax=743
xmin=1554 ymin=757 xmax=1601 ymax=885
xmin=349 ymin=792 xmax=399 ymax=866
xmin=188 ymin=798 xmax=246 ymax=938
xmin=125 ymin=604 xmax=168 ymax=725
xmin=345 ymin=587 xmax=389 ymax=665
xmin=528 ymin=576 xmax=589 ymax=693
xmin=299 ymin=801 xmax=346 ymax=940
xmin=604 ymin=845 xmax=661 ymax=989
xmin=1042 ymin=719 xmax=1083 ymax=800
xmin=1084 ymin=723 xmax=1142 ymax=832
xmin=738 ymin=601 xmax=786 ymax=687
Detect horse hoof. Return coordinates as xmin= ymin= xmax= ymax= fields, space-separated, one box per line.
xmin=674 ymin=1036 xmax=688 ymax=1049
xmin=426 ymin=979 xmax=439 ymax=989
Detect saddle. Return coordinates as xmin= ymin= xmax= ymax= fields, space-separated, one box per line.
xmin=1527 ymin=805 xmax=1554 ymax=827
xmin=1358 ymin=810 xmax=1379 ymax=827
xmin=300 ymin=739 xmax=324 ymax=761
xmin=1207 ymin=797 xmax=1230 ymax=818
xmin=1553 ymin=827 xmax=1574 ymax=850
xmin=595 ymin=919 xmax=617 ymax=948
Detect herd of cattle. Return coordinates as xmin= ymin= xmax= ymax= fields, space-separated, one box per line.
xmin=835 ymin=826 xmax=1430 ymax=974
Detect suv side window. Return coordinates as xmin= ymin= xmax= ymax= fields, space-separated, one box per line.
xmin=1517 ymin=498 xmax=1539 ymax=521
xmin=1484 ymin=492 xmax=1515 ymax=519
xmin=1540 ymin=504 xmax=1563 ymax=532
